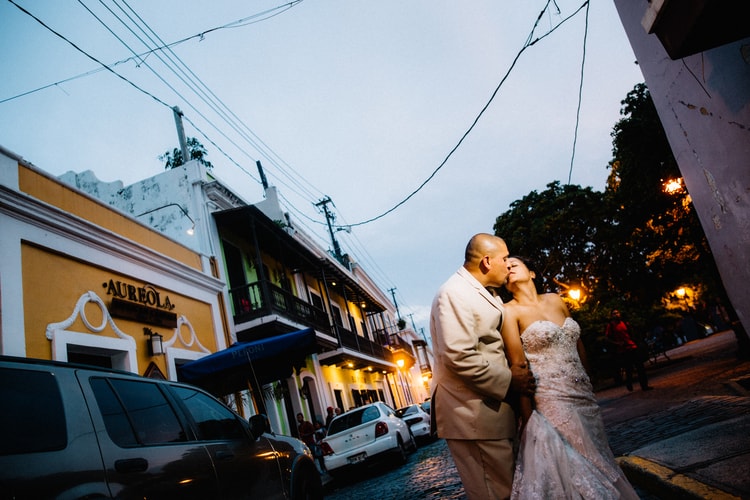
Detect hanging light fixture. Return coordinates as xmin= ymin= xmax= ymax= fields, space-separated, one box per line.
xmin=144 ymin=327 xmax=164 ymax=356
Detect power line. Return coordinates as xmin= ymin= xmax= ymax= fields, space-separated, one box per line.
xmin=567 ymin=0 xmax=590 ymax=185
xmin=346 ymin=0 xmax=590 ymax=228
xmin=1 ymin=1 xmax=304 ymax=104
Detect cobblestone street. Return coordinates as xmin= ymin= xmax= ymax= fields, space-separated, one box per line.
xmin=322 ymin=332 xmax=750 ymax=499
xmin=323 ymin=438 xmax=466 ymax=500
xmin=322 ymin=436 xmax=657 ymax=499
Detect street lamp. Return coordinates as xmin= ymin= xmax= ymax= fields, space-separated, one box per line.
xmin=674 ymin=287 xmax=692 ymax=311
xmin=663 ymin=177 xmax=684 ymax=194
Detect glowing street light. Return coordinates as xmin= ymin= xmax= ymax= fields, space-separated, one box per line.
xmin=663 ymin=178 xmax=684 ymax=194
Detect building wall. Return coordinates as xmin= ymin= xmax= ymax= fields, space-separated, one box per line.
xmin=614 ymin=1 xmax=750 ymax=328
xmin=0 ymin=151 xmax=227 ymax=378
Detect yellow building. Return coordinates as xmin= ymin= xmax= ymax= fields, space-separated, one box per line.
xmin=2 ymin=146 xmax=433 ymax=436
xmin=0 ymin=147 xmax=228 ymax=380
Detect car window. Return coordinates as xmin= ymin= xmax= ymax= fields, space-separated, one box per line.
xmin=0 ymin=368 xmax=66 ymax=455
xmin=361 ymin=405 xmax=379 ymax=423
xmin=171 ymin=386 xmax=245 ymax=441
xmin=328 ymin=405 xmax=381 ymax=435
xmin=91 ymin=377 xmax=186 ymax=446
xmin=399 ymin=406 xmax=417 ymax=417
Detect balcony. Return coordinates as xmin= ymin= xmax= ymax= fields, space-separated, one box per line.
xmin=228 ymin=280 xmax=330 ymax=334
xmin=228 ymin=280 xmax=395 ymax=368
xmin=335 ymin=325 xmax=394 ymax=364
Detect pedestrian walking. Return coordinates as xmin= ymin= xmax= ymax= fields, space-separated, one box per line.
xmin=605 ymin=310 xmax=652 ymax=391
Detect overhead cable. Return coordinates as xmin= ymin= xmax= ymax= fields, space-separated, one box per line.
xmin=346 ymin=0 xmax=590 ymax=228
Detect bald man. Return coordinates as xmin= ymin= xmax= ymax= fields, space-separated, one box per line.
xmin=429 ymin=233 xmax=535 ymax=500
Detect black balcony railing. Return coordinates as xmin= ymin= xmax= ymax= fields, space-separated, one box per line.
xmin=228 ymin=281 xmax=393 ymax=363
xmin=387 ymin=333 xmax=415 ymax=358
xmin=336 ymin=325 xmax=394 ymax=363
xmin=228 ymin=281 xmax=330 ymax=331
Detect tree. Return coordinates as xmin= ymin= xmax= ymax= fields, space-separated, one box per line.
xmin=159 ymin=137 xmax=213 ymax=170
xmin=494 ymin=182 xmax=608 ymax=298
xmin=493 ymin=82 xmax=736 ymax=376
xmin=606 ymin=83 xmax=721 ymax=307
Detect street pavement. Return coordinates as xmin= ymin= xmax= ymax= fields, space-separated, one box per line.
xmin=599 ymin=329 xmax=750 ymax=499
xmin=323 ymin=329 xmax=750 ymax=499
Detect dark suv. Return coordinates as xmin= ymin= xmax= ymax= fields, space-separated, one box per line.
xmin=0 ymin=355 xmax=323 ymax=499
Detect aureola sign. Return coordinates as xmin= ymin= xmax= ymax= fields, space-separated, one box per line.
xmin=104 ymin=280 xmax=178 ymax=328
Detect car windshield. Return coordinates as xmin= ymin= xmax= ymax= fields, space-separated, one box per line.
xmin=395 ymin=405 xmax=417 ymax=418
xmin=327 ymin=405 xmax=380 ymax=435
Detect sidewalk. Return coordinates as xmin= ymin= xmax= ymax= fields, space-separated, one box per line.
xmin=597 ymin=331 xmax=750 ymax=499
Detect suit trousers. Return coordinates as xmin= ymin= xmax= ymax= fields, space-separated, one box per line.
xmin=446 ymin=438 xmax=514 ymax=500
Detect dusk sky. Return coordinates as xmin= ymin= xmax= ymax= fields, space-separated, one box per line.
xmin=1 ymin=0 xmax=644 ymax=334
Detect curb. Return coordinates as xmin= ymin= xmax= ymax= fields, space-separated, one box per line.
xmin=616 ymin=456 xmax=741 ymax=500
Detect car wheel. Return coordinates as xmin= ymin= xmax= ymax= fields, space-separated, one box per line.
xmin=407 ymin=429 xmax=418 ymax=452
xmin=394 ymin=435 xmax=408 ymax=465
xmin=290 ymin=460 xmax=324 ymax=500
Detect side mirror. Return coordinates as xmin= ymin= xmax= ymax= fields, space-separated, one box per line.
xmin=248 ymin=414 xmax=270 ymax=440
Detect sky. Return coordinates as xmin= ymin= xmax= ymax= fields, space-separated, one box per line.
xmin=0 ymin=0 xmax=644 ymax=336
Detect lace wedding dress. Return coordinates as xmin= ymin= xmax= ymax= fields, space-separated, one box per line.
xmin=511 ymin=318 xmax=639 ymax=499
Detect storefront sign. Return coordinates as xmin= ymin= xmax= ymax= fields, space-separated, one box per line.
xmin=104 ymin=280 xmax=177 ymax=328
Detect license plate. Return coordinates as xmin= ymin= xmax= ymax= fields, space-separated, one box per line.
xmin=348 ymin=452 xmax=367 ymax=464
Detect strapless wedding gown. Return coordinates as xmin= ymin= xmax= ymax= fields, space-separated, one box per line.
xmin=511 ymin=318 xmax=639 ymax=499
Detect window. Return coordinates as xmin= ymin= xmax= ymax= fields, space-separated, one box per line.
xmin=328 ymin=404 xmax=382 ymax=436
xmin=172 ymin=386 xmax=245 ymax=441
xmin=331 ymin=304 xmax=343 ymax=327
xmin=0 ymin=368 xmax=66 ymax=455
xmin=91 ymin=378 xmax=186 ymax=446
xmin=309 ymin=290 xmax=323 ymax=310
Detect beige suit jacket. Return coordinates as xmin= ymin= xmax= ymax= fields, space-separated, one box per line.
xmin=429 ymin=267 xmax=516 ymax=440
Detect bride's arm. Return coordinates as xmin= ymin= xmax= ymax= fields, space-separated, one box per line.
xmin=500 ymin=307 xmax=533 ymax=427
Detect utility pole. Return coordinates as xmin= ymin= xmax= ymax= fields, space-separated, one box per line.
xmin=315 ymin=196 xmax=343 ymax=260
xmin=408 ymin=313 xmax=417 ymax=331
xmin=256 ymin=160 xmax=269 ymax=190
xmin=388 ymin=288 xmax=401 ymax=321
xmin=172 ymin=106 xmax=189 ymax=163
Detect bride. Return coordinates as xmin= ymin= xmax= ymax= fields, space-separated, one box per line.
xmin=500 ymin=256 xmax=639 ymax=499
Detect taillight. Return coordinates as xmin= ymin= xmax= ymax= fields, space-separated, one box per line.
xmin=320 ymin=442 xmax=334 ymax=456
xmin=375 ymin=421 xmax=388 ymax=438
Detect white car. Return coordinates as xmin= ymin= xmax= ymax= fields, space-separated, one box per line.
xmin=320 ymin=402 xmax=416 ymax=475
xmin=395 ymin=403 xmax=436 ymax=443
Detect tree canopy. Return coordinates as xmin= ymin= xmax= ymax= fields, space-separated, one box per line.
xmin=493 ymin=83 xmax=728 ymax=372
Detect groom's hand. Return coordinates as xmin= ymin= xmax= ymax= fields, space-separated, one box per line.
xmin=510 ymin=363 xmax=536 ymax=396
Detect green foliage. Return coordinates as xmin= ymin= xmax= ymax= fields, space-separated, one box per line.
xmin=494 ymin=182 xmax=609 ymax=297
xmin=159 ymin=137 xmax=214 ymax=170
xmin=493 ymin=82 xmax=729 ymax=373
xmin=606 ymin=84 xmax=720 ymax=305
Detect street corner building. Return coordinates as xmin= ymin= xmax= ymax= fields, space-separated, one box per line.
xmin=0 ymin=145 xmax=435 ymax=438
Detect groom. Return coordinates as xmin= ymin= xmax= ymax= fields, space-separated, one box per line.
xmin=429 ymin=233 xmax=535 ymax=500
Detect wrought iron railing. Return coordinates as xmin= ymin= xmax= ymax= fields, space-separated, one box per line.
xmin=335 ymin=325 xmax=394 ymax=362
xmin=228 ymin=281 xmax=394 ymax=363
xmin=228 ymin=281 xmax=330 ymax=331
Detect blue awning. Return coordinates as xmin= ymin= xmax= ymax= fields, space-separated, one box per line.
xmin=178 ymin=328 xmax=316 ymax=393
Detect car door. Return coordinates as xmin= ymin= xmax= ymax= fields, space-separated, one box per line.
xmin=81 ymin=374 xmax=219 ymax=499
xmin=169 ymin=385 xmax=288 ymax=499
xmin=0 ymin=364 xmax=111 ymax=499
